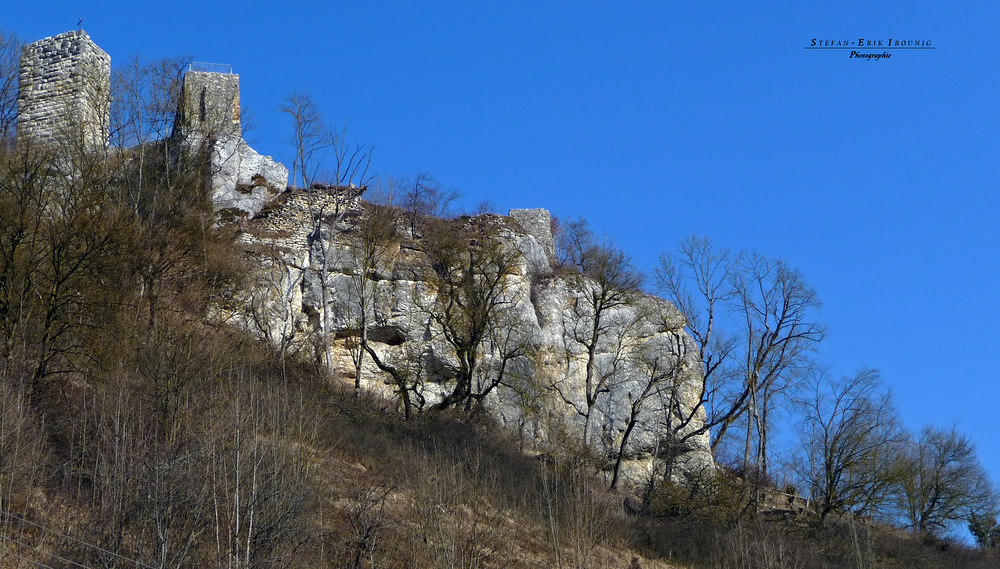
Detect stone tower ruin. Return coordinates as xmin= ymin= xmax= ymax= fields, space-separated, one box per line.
xmin=17 ymin=30 xmax=110 ymax=148
xmin=172 ymin=65 xmax=241 ymax=139
xmin=15 ymin=31 xmax=286 ymax=219
xmin=171 ymin=64 xmax=287 ymax=218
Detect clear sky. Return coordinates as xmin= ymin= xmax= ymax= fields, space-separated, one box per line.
xmin=7 ymin=2 xmax=1000 ymax=493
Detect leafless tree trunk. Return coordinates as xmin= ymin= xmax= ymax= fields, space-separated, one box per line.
xmin=0 ymin=31 xmax=21 ymax=143
xmin=656 ymin=236 xmax=824 ymax=476
xmin=554 ymin=218 xmax=643 ymax=448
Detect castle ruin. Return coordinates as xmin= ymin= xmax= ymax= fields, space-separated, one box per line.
xmin=17 ymin=30 xmax=110 ymax=149
xmin=172 ymin=65 xmax=241 ymax=139
xmin=16 ymin=31 xmax=287 ymax=218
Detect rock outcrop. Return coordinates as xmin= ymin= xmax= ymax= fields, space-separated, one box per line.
xmin=206 ymin=137 xmax=289 ymax=218
xmin=237 ymin=189 xmax=714 ymax=485
xmin=508 ymin=208 xmax=556 ymax=260
xmin=11 ymin=30 xmax=711 ymax=483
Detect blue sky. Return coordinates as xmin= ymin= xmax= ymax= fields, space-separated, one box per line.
xmin=7 ymin=2 xmax=1000 ymax=493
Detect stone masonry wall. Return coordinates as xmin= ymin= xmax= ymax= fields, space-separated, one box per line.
xmin=173 ymin=70 xmax=241 ymax=138
xmin=18 ymin=30 xmax=110 ymax=148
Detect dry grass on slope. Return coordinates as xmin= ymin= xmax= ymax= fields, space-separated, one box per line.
xmin=297 ymin=383 xmax=687 ymax=568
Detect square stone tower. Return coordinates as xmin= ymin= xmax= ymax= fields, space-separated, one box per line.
xmin=17 ymin=30 xmax=111 ymax=149
xmin=173 ymin=67 xmax=241 ymax=139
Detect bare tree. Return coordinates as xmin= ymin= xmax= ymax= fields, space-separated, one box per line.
xmin=555 ymin=218 xmax=644 ymax=448
xmin=110 ymin=54 xmax=153 ymax=200
xmin=0 ymin=140 xmax=136 ymax=401
xmin=306 ymin=181 xmax=416 ymax=415
xmin=206 ymin=369 xmax=316 ymax=568
xmin=655 ymin=236 xmax=736 ymax=425
xmin=144 ymin=57 xmax=188 ymax=144
xmin=401 ymin=173 xmax=460 ymax=235
xmin=328 ymin=122 xmax=373 ymax=188
xmin=0 ymin=30 xmax=21 ymax=142
xmin=109 ymin=55 xmax=189 ymax=208
xmin=280 ymin=93 xmax=377 ymax=377
xmin=0 ymin=368 xmax=48 ymax=520
xmin=344 ymin=187 xmax=400 ymax=388
xmin=282 ymin=91 xmax=374 ymax=189
xmin=470 ymin=296 xmax=535 ymax=412
xmin=656 ymin=236 xmax=824 ymax=475
xmin=245 ymin=243 xmax=304 ymax=379
xmin=280 ymin=91 xmax=331 ymax=189
xmin=343 ymin=476 xmax=394 ymax=568
xmin=891 ymin=426 xmax=997 ymax=535
xmin=343 ymin=183 xmax=441 ymax=417
xmin=424 ymin=216 xmax=529 ymax=412
xmin=0 ymin=141 xmax=52 ymax=376
xmin=308 ymin=185 xmax=362 ymax=375
xmin=730 ymin=251 xmax=825 ymax=473
xmin=554 ymin=216 xmax=594 ymax=270
xmin=793 ymin=367 xmax=903 ymax=523
xmin=608 ymin=336 xmax=685 ymax=490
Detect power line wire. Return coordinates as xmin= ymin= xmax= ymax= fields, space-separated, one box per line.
xmin=1 ymin=510 xmax=153 ymax=569
xmin=0 ymin=546 xmax=58 ymax=569
xmin=1 ymin=534 xmax=87 ymax=569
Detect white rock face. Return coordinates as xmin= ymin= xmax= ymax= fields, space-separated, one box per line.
xmin=210 ymin=137 xmax=289 ymax=218
xmin=509 ymin=208 xmax=556 ymax=260
xmin=170 ymin=132 xmax=288 ymax=220
xmin=238 ymin=196 xmax=714 ymax=484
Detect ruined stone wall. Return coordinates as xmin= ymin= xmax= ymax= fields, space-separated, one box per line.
xmin=173 ymin=70 xmax=240 ymax=138
xmin=17 ymin=30 xmax=110 ymax=148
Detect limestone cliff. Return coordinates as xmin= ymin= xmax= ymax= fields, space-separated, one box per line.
xmin=13 ymin=28 xmax=710 ymax=484
xmin=236 ymin=187 xmax=714 ymax=484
